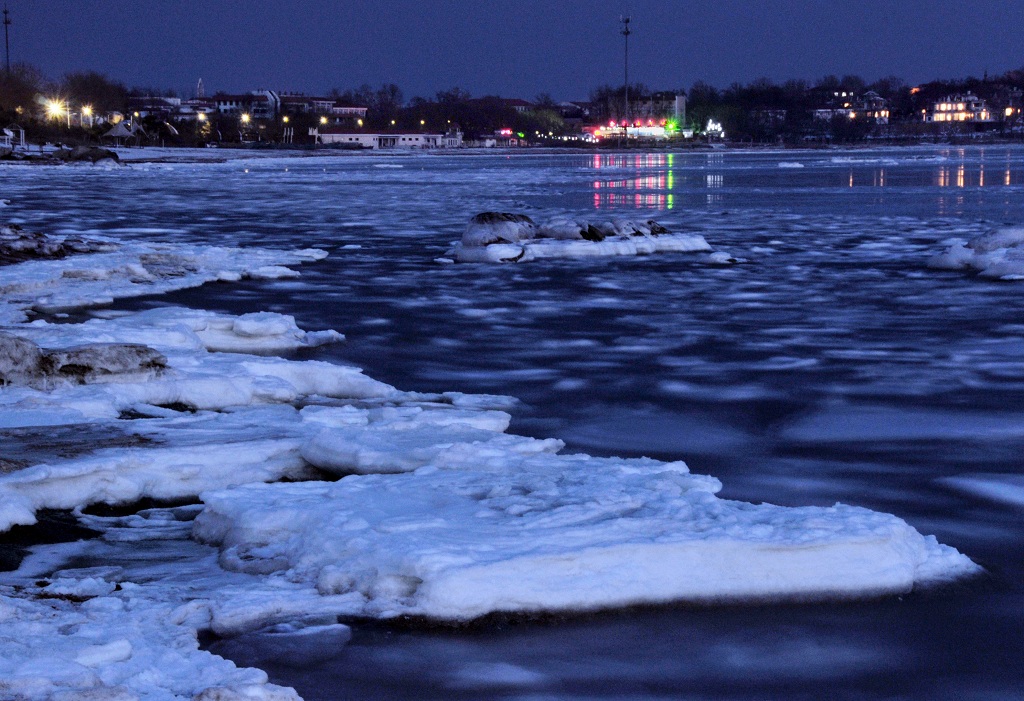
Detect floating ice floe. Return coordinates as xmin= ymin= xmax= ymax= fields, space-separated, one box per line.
xmin=778 ymin=162 xmax=805 ymax=168
xmin=194 ymin=445 xmax=978 ymax=622
xmin=446 ymin=212 xmax=733 ymax=263
xmin=928 ymin=226 xmax=1024 ymax=279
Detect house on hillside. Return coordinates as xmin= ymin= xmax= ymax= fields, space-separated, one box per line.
xmin=923 ymin=93 xmax=993 ymax=123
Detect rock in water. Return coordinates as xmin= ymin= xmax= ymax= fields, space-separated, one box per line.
xmin=40 ymin=344 xmax=167 ymax=384
xmin=0 ymin=224 xmax=118 ymax=265
xmin=0 ymin=332 xmax=166 ymax=386
xmin=0 ymin=333 xmax=44 ymax=385
xmin=461 ymin=212 xmax=538 ymax=246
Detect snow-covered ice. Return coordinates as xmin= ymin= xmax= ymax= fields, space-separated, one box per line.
xmin=195 ymin=449 xmax=977 ymax=621
xmin=0 ymin=229 xmax=327 ymax=324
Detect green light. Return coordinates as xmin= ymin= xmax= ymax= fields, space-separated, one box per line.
xmin=665 ymin=120 xmax=679 ymax=133
xmin=517 ymin=132 xmax=525 ymax=138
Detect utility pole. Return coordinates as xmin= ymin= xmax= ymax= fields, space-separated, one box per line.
xmin=3 ymin=4 xmax=12 ymax=75
xmin=620 ymin=15 xmax=631 ymax=123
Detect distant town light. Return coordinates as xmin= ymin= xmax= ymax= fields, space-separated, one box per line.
xmin=197 ymin=112 xmax=207 ymax=122
xmin=240 ymin=113 xmax=251 ymax=124
xmin=282 ymin=116 xmax=289 ymax=123
xmin=1007 ymin=107 xmax=1015 ymax=117
xmin=357 ymin=119 xmax=363 ymax=127
xmin=320 ymin=116 xmax=328 ymax=125
xmin=420 ymin=119 xmax=426 ymax=126
xmin=81 ymin=106 xmax=93 ymax=117
xmin=46 ymin=100 xmax=63 ymax=119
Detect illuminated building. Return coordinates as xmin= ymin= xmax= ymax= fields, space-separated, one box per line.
xmin=924 ymin=93 xmax=994 ymax=123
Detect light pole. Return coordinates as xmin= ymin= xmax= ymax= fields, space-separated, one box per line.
xmin=621 ymin=15 xmax=631 ymax=124
xmin=3 ymin=4 xmax=11 ymax=75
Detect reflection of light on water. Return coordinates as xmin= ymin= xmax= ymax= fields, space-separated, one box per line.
xmin=1006 ymin=168 xmax=1012 ymax=186
xmin=706 ymin=173 xmax=723 ymax=204
xmin=980 ymin=165 xmax=984 ymax=188
xmin=849 ymin=172 xmax=854 ymax=188
xmin=591 ymin=153 xmax=667 ymax=170
xmin=957 ymin=164 xmax=965 ymax=188
xmin=593 ymin=192 xmax=670 ymax=209
xmin=591 ymin=154 xmax=675 ymax=210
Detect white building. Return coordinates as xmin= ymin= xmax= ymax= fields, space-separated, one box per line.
xmin=314 ymin=128 xmax=463 ymax=149
xmin=924 ymin=93 xmax=993 ymax=123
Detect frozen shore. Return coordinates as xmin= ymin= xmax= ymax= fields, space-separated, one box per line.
xmin=0 ymin=225 xmax=982 ymax=700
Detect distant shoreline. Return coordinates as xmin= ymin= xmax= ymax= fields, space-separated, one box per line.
xmin=3 ymin=141 xmax=1024 ymax=167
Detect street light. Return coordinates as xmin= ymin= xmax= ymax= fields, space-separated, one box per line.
xmin=196 ymin=112 xmax=207 ymax=122
xmin=47 ymin=99 xmax=70 ymax=128
xmin=240 ymin=113 xmax=251 ymax=124
xmin=282 ymin=115 xmax=289 ymax=123
xmin=319 ymin=116 xmax=328 ymax=125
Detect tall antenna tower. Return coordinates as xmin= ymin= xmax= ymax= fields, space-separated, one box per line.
xmin=620 ymin=15 xmax=631 ymax=122
xmin=3 ymin=4 xmax=12 ymax=74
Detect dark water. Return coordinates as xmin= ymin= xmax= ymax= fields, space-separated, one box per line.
xmin=6 ymin=146 xmax=1024 ymax=699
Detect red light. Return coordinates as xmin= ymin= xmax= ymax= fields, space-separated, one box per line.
xmin=609 ymin=120 xmax=616 ymax=127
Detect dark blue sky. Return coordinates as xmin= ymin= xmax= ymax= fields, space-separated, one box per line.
xmin=9 ymin=0 xmax=1024 ymax=100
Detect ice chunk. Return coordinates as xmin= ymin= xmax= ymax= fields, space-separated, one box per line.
xmin=301 ymin=406 xmax=561 ymax=475
xmin=929 ymin=226 xmax=1024 ymax=279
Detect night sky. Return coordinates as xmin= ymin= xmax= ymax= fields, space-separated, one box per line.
xmin=8 ymin=0 xmax=1024 ymax=100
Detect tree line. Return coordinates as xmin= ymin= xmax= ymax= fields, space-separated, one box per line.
xmin=5 ymin=62 xmax=1024 ymax=145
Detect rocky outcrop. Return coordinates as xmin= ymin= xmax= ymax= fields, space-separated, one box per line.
xmin=0 ymin=332 xmax=166 ymax=387
xmin=51 ymin=146 xmax=121 ymax=164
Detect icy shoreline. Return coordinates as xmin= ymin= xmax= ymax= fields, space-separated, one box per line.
xmin=0 ymin=228 xmax=982 ymax=700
